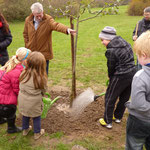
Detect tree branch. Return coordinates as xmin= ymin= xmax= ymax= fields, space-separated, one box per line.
xmin=79 ymin=3 xmax=116 ymax=23
xmin=79 ymin=6 xmax=106 ymax=22
xmin=59 ymin=8 xmax=77 ymax=19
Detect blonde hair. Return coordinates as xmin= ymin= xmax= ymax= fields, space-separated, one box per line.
xmin=20 ymin=51 xmax=47 ymax=89
xmin=31 ymin=2 xmax=43 ymax=13
xmin=134 ymin=31 xmax=150 ymax=57
xmin=1 ymin=47 xmax=31 ymax=73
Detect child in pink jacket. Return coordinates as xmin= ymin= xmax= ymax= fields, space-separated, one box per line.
xmin=0 ymin=47 xmax=31 ymax=133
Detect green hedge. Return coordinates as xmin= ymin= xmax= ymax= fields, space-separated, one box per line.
xmin=0 ymin=0 xmax=50 ymax=21
xmin=0 ymin=0 xmax=131 ymax=21
xmin=128 ymin=0 xmax=150 ymax=16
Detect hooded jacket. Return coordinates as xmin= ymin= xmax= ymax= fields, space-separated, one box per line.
xmin=0 ymin=64 xmax=23 ymax=105
xmin=126 ymin=66 xmax=150 ymax=122
xmin=105 ymin=36 xmax=135 ymax=78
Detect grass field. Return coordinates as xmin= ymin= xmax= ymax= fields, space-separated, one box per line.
xmin=0 ymin=5 xmax=143 ymax=150
xmin=8 ymin=5 xmax=142 ymax=93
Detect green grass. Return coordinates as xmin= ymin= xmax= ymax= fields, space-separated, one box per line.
xmin=0 ymin=124 xmax=46 ymax=150
xmin=1 ymin=5 xmax=143 ymax=149
xmin=49 ymin=132 xmax=64 ymax=139
xmin=49 ymin=135 xmax=125 ymax=150
xmin=72 ymin=137 xmax=125 ymax=150
xmin=8 ymin=5 xmax=142 ymax=93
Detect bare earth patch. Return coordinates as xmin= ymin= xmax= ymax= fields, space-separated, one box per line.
xmin=16 ymin=86 xmax=127 ymax=149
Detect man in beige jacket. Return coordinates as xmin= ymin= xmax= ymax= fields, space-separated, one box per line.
xmin=23 ymin=2 xmax=76 ymax=74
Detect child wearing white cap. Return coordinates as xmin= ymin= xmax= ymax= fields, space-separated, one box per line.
xmin=97 ymin=26 xmax=136 ymax=129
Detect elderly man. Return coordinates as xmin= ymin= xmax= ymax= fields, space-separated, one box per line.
xmin=23 ymin=2 xmax=76 ymax=74
xmin=133 ymin=7 xmax=150 ymax=70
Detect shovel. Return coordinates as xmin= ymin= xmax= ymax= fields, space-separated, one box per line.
xmin=94 ymin=92 xmax=106 ymax=101
xmin=41 ymin=93 xmax=61 ymax=119
xmin=94 ymin=80 xmax=109 ymax=101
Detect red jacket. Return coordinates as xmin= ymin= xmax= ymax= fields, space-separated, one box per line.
xmin=0 ymin=64 xmax=23 ymax=105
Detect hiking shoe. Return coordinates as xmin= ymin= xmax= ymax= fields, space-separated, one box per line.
xmin=99 ymin=118 xmax=112 ymax=129
xmin=34 ymin=129 xmax=45 ymax=140
xmin=23 ymin=126 xmax=32 ymax=136
xmin=114 ymin=119 xmax=121 ymax=123
xmin=113 ymin=115 xmax=121 ymax=123
xmin=7 ymin=126 xmax=22 ymax=134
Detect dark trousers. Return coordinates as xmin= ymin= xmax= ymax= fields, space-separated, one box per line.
xmin=104 ymin=72 xmax=135 ymax=124
xmin=46 ymin=60 xmax=49 ymax=75
xmin=0 ymin=104 xmax=17 ymax=129
xmin=125 ymin=114 xmax=150 ymax=150
xmin=22 ymin=116 xmax=41 ymax=133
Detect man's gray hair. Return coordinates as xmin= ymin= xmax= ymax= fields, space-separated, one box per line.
xmin=31 ymin=2 xmax=43 ymax=13
xmin=144 ymin=7 xmax=150 ymax=13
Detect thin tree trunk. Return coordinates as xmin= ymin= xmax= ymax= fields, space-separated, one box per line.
xmin=70 ymin=17 xmax=76 ymax=107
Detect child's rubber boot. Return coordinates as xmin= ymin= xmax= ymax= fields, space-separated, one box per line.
xmin=99 ymin=118 xmax=112 ymax=129
xmin=34 ymin=129 xmax=45 ymax=140
xmin=7 ymin=126 xmax=22 ymax=133
xmin=23 ymin=126 xmax=32 ymax=136
xmin=7 ymin=117 xmax=22 ymax=133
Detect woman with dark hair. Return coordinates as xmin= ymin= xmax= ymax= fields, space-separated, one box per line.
xmin=0 ymin=13 xmax=12 ymax=125
xmin=0 ymin=13 xmax=12 ymax=66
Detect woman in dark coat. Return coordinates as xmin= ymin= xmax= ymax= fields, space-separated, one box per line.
xmin=0 ymin=13 xmax=12 ymax=66
xmin=0 ymin=13 xmax=12 ymax=124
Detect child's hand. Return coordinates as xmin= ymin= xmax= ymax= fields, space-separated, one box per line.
xmin=133 ymin=35 xmax=138 ymax=41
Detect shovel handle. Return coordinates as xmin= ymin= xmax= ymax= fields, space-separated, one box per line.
xmin=98 ymin=92 xmax=106 ymax=97
xmin=106 ymin=80 xmax=109 ymax=86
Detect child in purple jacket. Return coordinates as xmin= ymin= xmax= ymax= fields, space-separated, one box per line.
xmin=0 ymin=47 xmax=31 ymax=133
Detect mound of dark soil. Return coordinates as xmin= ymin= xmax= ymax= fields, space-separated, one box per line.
xmin=16 ymin=86 xmax=127 ymax=137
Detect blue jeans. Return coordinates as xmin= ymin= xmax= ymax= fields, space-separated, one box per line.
xmin=22 ymin=116 xmax=41 ymax=133
xmin=125 ymin=114 xmax=150 ymax=150
xmin=46 ymin=60 xmax=49 ymax=75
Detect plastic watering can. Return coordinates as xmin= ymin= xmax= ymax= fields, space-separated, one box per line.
xmin=41 ymin=93 xmax=61 ymax=119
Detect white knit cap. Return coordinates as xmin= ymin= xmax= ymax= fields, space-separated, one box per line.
xmin=99 ymin=26 xmax=116 ymax=41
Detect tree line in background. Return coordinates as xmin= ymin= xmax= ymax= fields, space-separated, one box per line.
xmin=128 ymin=0 xmax=150 ymax=16
xmin=0 ymin=0 xmax=146 ymax=22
